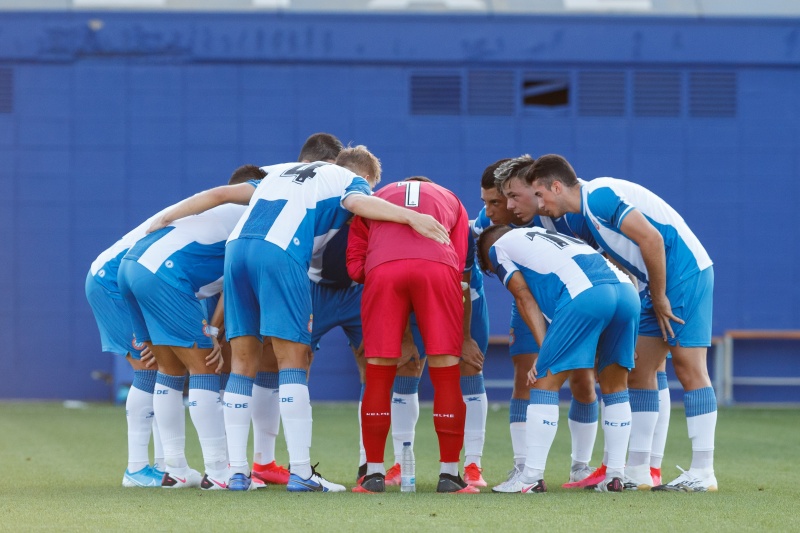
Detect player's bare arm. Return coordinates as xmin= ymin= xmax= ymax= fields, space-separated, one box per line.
xmin=147 ymin=183 xmax=255 ymax=233
xmin=461 ymin=272 xmax=483 ymax=371
xmin=342 ymin=194 xmax=450 ymax=244
xmin=506 ymin=271 xmax=547 ymax=385
xmin=619 ymin=209 xmax=683 ymax=340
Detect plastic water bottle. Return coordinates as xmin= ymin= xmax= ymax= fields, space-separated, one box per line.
xmin=400 ymin=441 xmax=416 ymax=492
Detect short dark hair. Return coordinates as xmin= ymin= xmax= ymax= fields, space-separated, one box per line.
xmin=494 ymin=155 xmax=535 ymax=192
xmin=405 ymin=175 xmax=434 ymax=183
xmin=298 ymin=132 xmax=344 ymax=163
xmin=229 ymin=164 xmax=266 ymax=185
xmin=476 ymin=224 xmax=512 ymax=275
xmin=530 ymin=154 xmax=579 ymax=189
xmin=481 ymin=159 xmax=511 ymax=190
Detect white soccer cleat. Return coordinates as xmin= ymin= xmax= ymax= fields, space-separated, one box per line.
xmin=286 ymin=464 xmax=346 ymax=493
xmin=491 ymin=464 xmax=524 ymax=493
xmin=623 ymin=463 xmax=653 ymax=491
xmin=652 ymin=466 xmax=718 ymax=493
xmin=161 ymin=468 xmax=202 ymax=489
xmin=200 ymin=468 xmax=231 ymax=490
xmin=568 ymin=464 xmax=595 ymax=483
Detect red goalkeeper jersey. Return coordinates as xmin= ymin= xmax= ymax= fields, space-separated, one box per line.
xmin=346 ymin=180 xmax=469 ymax=284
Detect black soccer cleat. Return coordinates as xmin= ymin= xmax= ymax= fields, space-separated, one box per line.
xmin=437 ymin=473 xmax=480 ymax=493
xmin=352 ymin=472 xmax=386 ymax=493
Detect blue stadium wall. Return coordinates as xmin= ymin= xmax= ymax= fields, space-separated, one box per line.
xmin=0 ymin=11 xmax=798 ymax=401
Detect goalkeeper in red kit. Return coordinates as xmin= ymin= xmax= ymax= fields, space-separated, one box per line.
xmin=347 ymin=176 xmax=477 ymax=494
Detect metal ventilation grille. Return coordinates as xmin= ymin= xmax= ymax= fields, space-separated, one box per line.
xmin=523 ymin=72 xmax=570 ymax=108
xmin=467 ymin=70 xmax=514 ymax=116
xmin=0 ymin=68 xmax=12 ymax=113
xmin=578 ymin=71 xmax=625 ymax=117
xmin=689 ymin=72 xmax=736 ymax=118
xmin=634 ymin=71 xmax=680 ymax=117
xmin=410 ymin=73 xmax=461 ymax=115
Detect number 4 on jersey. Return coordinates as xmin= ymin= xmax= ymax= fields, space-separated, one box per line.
xmin=281 ymin=162 xmax=327 ymax=184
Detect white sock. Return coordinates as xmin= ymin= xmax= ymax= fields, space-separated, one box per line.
xmin=223 ymin=373 xmax=254 ymax=475
xmin=651 ymin=386 xmax=671 ymax=469
xmin=358 ymin=400 xmax=366 ymax=465
xmin=628 ymin=410 xmax=658 ymax=467
xmin=687 ymin=411 xmax=717 ymax=471
xmin=440 ymin=462 xmax=459 ymax=476
xmin=463 ymin=392 xmax=487 ymax=467
xmin=152 ymin=418 xmax=164 ymax=471
xmin=188 ymin=376 xmax=227 ymax=473
xmin=522 ymin=400 xmax=559 ymax=481
xmin=391 ymin=392 xmax=419 ymax=465
xmin=510 ymin=422 xmax=527 ymax=466
xmin=252 ymin=382 xmax=280 ymax=465
xmin=366 ymin=462 xmax=386 ymax=476
xmin=280 ymin=382 xmax=313 ymax=479
xmin=602 ymin=394 xmax=632 ymax=474
xmin=568 ymin=419 xmax=597 ymax=466
xmin=126 ymin=385 xmax=154 ymax=472
xmin=153 ymin=375 xmax=188 ymax=471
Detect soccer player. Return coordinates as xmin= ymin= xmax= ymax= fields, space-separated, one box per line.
xmin=477 ymin=224 xmax=640 ymax=493
xmin=526 ymin=154 xmax=717 ymax=492
xmin=117 ymin=164 xmax=264 ymax=490
xmin=86 ymin=222 xmax=169 ymax=487
xmin=347 ymin=176 xmax=477 ymax=494
xmin=475 ymin=159 xmax=604 ymax=490
xmin=148 ymin=145 xmax=449 ymax=492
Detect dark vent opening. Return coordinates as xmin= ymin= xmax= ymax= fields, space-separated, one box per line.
xmin=578 ymin=71 xmax=625 ymax=117
xmin=0 ymin=68 xmax=12 ymax=113
xmin=467 ymin=70 xmax=514 ymax=116
xmin=634 ymin=71 xmax=681 ymax=117
xmin=410 ymin=74 xmax=461 ymax=115
xmin=523 ymin=73 xmax=570 ymax=107
xmin=689 ymin=72 xmax=736 ymax=118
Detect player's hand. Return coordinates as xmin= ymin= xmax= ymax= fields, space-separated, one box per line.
xmin=526 ymin=361 xmax=538 ymax=386
xmin=140 ymin=346 xmax=156 ymax=368
xmin=651 ymin=293 xmax=684 ymax=341
xmin=409 ymin=213 xmax=450 ymax=245
xmin=461 ymin=338 xmax=484 ymax=371
xmin=206 ymin=337 xmax=224 ymax=374
xmin=146 ymin=217 xmax=169 ymax=234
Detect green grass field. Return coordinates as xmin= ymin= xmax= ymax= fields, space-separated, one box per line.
xmin=1 ymin=402 xmax=798 ymax=532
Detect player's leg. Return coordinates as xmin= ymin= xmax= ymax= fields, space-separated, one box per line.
xmin=566 ymin=368 xmax=599 ymax=483
xmin=461 ymin=290 xmax=489 ymax=487
xmin=388 ymin=354 xmax=424 ymax=485
xmin=251 ymin=341 xmax=289 ymax=486
xmin=650 ymin=357 xmax=671 ymax=485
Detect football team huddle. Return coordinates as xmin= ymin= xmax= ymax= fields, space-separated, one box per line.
xmin=86 ymin=132 xmax=718 ymax=494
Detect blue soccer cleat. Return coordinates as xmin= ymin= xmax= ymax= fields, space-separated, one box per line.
xmin=122 ymin=465 xmax=163 ymax=487
xmin=286 ymin=464 xmax=345 ymax=493
xmin=227 ymin=472 xmax=252 ymax=491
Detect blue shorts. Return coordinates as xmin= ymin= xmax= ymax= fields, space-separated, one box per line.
xmin=410 ymin=291 xmax=489 ymax=357
xmin=117 ymin=260 xmax=213 ymax=349
xmin=224 ymin=239 xmax=312 ymax=344
xmin=639 ymin=267 xmax=714 ymax=348
xmin=509 ymin=301 xmax=540 ymax=357
xmin=85 ymin=272 xmax=145 ymax=359
xmin=536 ymin=282 xmax=640 ymax=377
xmin=201 ymin=293 xmax=221 ymax=323
xmin=311 ymin=282 xmax=363 ymax=350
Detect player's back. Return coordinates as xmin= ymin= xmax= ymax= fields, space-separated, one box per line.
xmin=228 ymin=161 xmax=371 ymax=270
xmin=364 ymin=180 xmax=468 ymax=273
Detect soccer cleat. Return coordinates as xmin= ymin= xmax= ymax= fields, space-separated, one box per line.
xmin=595 ymin=477 xmax=624 ymax=492
xmin=286 ymin=463 xmax=346 ymax=493
xmin=161 ymin=468 xmax=201 ymax=489
xmin=463 ymin=463 xmax=487 ymax=487
xmin=384 ymin=463 xmax=402 ymax=486
xmin=563 ymin=463 xmax=606 ymax=489
xmin=492 ymin=464 xmax=524 ymax=493
xmin=650 ymin=466 xmax=662 ymax=486
xmin=122 ymin=465 xmax=162 ymax=487
xmin=252 ymin=461 xmax=290 ymax=485
xmin=520 ymin=479 xmax=547 ymax=494
xmin=200 ymin=472 xmax=229 ymax=491
xmin=227 ymin=473 xmax=253 ymax=491
xmin=437 ymin=473 xmax=480 ymax=493
xmin=251 ymin=476 xmax=267 ymax=489
xmin=652 ymin=466 xmax=718 ymax=493
xmin=352 ymin=472 xmax=386 ymax=493
xmin=356 ymin=463 xmax=367 ymax=484
xmin=623 ymin=463 xmax=653 ymax=491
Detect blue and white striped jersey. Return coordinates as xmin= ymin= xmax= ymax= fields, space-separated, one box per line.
xmin=89 ymin=206 xmax=173 ymax=296
xmin=228 ymin=161 xmax=371 ymax=273
xmin=488 ymin=227 xmax=631 ymax=320
xmin=123 ymin=203 xmax=247 ymax=299
xmin=580 ymin=178 xmax=712 ymax=290
xmin=472 ymin=205 xmax=600 ymax=250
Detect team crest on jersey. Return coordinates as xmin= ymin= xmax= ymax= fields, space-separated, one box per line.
xmin=307 ymin=314 xmax=314 ymax=333
xmin=131 ymin=335 xmax=145 ymax=350
xmin=509 ymin=328 xmax=516 ymax=346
